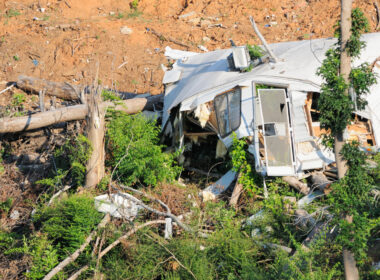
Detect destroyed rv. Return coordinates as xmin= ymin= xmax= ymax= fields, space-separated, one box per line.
xmin=161 ymin=32 xmax=380 ymax=179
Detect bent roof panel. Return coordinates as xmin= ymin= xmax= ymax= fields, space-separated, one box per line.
xmin=164 ymin=33 xmax=380 ymax=113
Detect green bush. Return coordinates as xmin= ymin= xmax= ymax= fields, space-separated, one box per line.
xmin=37 ymin=134 xmax=92 ymax=188
xmin=106 ymin=112 xmax=180 ymax=186
xmin=24 ymin=234 xmax=60 ymax=280
xmin=230 ymin=134 xmax=262 ymax=196
xmin=0 ymin=198 xmax=13 ymax=214
xmin=101 ymin=201 xmax=265 ymax=280
xmin=33 ymin=195 xmax=102 ymax=258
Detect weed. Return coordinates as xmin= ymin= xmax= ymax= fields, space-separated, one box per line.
xmin=11 ymin=93 xmax=25 ymax=108
xmin=230 ymin=134 xmax=262 ymax=196
xmin=0 ymin=198 xmax=13 ymax=214
xmin=6 ymin=8 xmax=20 ymax=18
xmin=36 ymin=134 xmax=92 ymax=188
xmin=102 ymin=89 xmax=122 ymax=101
xmin=126 ymin=9 xmax=142 ymax=19
xmin=13 ymin=55 xmax=20 ymax=61
xmin=130 ymin=0 xmax=139 ymax=10
xmin=33 ymin=195 xmax=103 ymax=257
xmin=116 ymin=12 xmax=124 ymax=19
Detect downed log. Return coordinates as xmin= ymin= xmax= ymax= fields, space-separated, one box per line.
xmin=17 ymin=75 xmax=164 ymax=103
xmin=0 ymin=96 xmax=163 ymax=133
xmin=0 ymin=104 xmax=87 ymax=133
xmin=17 ymin=75 xmax=82 ymax=101
xmin=282 ymin=176 xmax=310 ymax=195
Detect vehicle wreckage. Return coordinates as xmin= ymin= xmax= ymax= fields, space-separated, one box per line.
xmin=160 ymin=32 xmax=380 ymax=193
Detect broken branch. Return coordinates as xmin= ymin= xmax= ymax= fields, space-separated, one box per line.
xmin=249 ymin=16 xmax=279 ymax=63
xmin=147 ymin=28 xmax=190 ymax=49
xmin=99 ymin=220 xmax=166 ymax=259
xmin=111 ymin=184 xmax=193 ymax=233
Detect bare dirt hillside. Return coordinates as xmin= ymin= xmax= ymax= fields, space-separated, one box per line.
xmin=0 ymin=0 xmax=378 ymax=95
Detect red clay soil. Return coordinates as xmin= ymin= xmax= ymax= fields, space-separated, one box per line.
xmin=0 ymin=0 xmax=378 ymax=96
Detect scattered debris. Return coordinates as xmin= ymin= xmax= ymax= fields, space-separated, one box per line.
xmin=201 ymin=169 xmax=237 ymax=201
xmin=120 ymin=26 xmax=133 ymax=35
xmin=9 ymin=210 xmax=20 ymax=220
xmin=94 ymin=193 xmax=142 ymax=219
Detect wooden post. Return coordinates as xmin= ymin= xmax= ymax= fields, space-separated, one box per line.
xmin=85 ymin=86 xmax=105 ymax=188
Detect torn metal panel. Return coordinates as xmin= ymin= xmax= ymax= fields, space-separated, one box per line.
xmin=162 ymin=33 xmax=380 ymax=177
xmin=201 ymin=169 xmax=237 ymax=201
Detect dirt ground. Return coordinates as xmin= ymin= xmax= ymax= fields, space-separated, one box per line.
xmin=0 ymin=0 xmax=378 ymax=96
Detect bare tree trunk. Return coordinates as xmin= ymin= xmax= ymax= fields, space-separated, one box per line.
xmin=337 ymin=0 xmax=352 ymax=179
xmin=85 ymin=86 xmax=105 ymax=188
xmin=340 ymin=1 xmax=359 ymax=279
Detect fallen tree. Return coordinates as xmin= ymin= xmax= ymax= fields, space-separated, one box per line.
xmin=17 ymin=75 xmax=83 ymax=101
xmin=16 ymin=75 xmax=153 ymax=101
xmin=0 ymin=95 xmax=163 ymax=133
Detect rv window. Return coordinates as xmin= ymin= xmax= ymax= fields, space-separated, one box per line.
xmin=214 ymin=88 xmax=241 ymax=137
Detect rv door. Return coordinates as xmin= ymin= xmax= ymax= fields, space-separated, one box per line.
xmin=257 ymin=88 xmax=296 ymax=176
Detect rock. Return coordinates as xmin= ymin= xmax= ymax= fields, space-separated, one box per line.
xmin=10 ymin=210 xmax=20 ymax=220
xmin=178 ymin=11 xmax=196 ymax=20
xmin=198 ymin=45 xmax=208 ymax=52
xmin=200 ymin=19 xmax=212 ymax=27
xmin=188 ymin=17 xmax=201 ymax=25
xmin=202 ymin=36 xmax=211 ymax=43
xmin=109 ymin=11 xmax=115 ymax=16
xmin=120 ymin=26 xmax=133 ymax=35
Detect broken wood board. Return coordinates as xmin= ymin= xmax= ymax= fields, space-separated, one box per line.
xmin=201 ymin=169 xmax=237 ymax=201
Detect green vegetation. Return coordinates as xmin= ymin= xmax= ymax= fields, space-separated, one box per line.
xmin=33 ymin=195 xmax=103 ymax=257
xmin=230 ymin=134 xmax=262 ymax=196
xmin=317 ymin=8 xmax=379 ymax=271
xmin=36 ymin=134 xmax=92 ymax=188
xmin=0 ymin=198 xmax=13 ymax=214
xmin=317 ymin=8 xmax=376 ymax=139
xmin=106 ymin=112 xmax=180 ymax=186
xmin=6 ymin=8 xmax=20 ymax=18
xmin=11 ymin=92 xmax=25 ymax=107
xmin=102 ymin=89 xmax=122 ymax=101
xmin=246 ymin=44 xmax=264 ymax=60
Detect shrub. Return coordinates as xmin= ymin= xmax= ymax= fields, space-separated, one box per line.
xmin=24 ymin=234 xmax=60 ymax=280
xmin=106 ymin=112 xmax=180 ymax=186
xmin=36 ymin=134 xmax=92 ymax=188
xmin=230 ymin=134 xmax=262 ymax=196
xmin=33 ymin=195 xmax=102 ymax=258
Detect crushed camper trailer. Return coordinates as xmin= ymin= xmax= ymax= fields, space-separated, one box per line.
xmin=161 ymin=33 xmax=380 ymax=178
